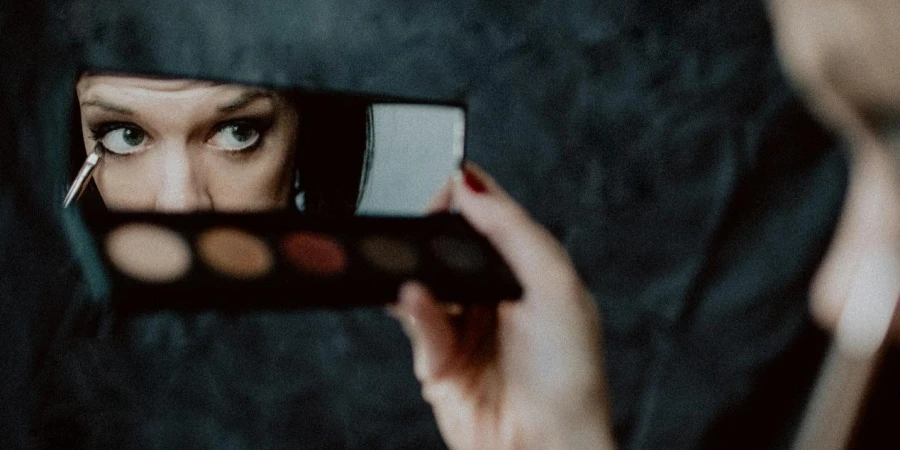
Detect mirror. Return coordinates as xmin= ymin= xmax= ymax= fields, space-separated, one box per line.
xmin=67 ymin=73 xmax=464 ymax=216
xmin=358 ymin=103 xmax=464 ymax=215
xmin=60 ymin=73 xmax=521 ymax=313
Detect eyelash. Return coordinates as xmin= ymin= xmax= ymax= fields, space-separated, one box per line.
xmin=214 ymin=119 xmax=268 ymax=156
xmin=88 ymin=122 xmax=140 ymax=158
xmin=88 ymin=122 xmax=131 ymax=142
xmin=86 ymin=119 xmax=271 ymax=157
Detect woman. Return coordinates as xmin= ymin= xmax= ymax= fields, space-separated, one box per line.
xmin=22 ymin=1 xmax=858 ymax=449
xmin=72 ymin=72 xmax=371 ymax=215
xmin=767 ymin=0 xmax=900 ymax=340
xmin=767 ymin=1 xmax=900 ymax=447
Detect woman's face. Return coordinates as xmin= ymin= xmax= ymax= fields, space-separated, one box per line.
xmin=768 ymin=0 xmax=900 ymax=331
xmin=768 ymin=0 xmax=900 ymax=147
xmin=76 ymin=74 xmax=299 ymax=212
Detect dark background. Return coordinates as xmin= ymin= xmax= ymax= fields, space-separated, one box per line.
xmin=2 ymin=0 xmax=893 ymax=448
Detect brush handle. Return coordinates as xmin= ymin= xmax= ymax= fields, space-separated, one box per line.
xmin=64 ymin=149 xmax=103 ymax=208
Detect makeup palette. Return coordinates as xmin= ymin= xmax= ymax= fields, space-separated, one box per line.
xmin=86 ymin=212 xmax=522 ymax=313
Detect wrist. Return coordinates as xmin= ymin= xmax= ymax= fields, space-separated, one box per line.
xmin=520 ymin=407 xmax=616 ymax=450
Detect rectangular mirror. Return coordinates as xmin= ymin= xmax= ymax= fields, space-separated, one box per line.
xmin=64 ymin=73 xmax=520 ymax=311
xmin=67 ymin=73 xmax=465 ymax=216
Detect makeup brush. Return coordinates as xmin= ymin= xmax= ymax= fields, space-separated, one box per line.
xmin=63 ymin=147 xmax=104 ymax=208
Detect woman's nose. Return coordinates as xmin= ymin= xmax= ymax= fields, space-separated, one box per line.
xmin=154 ymin=146 xmax=213 ymax=212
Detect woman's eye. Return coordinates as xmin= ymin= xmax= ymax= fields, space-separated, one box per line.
xmin=98 ymin=126 xmax=147 ymax=155
xmin=210 ymin=122 xmax=261 ymax=151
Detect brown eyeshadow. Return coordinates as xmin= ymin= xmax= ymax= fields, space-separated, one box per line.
xmin=105 ymin=223 xmax=191 ymax=283
xmin=358 ymin=235 xmax=420 ymax=275
xmin=429 ymin=235 xmax=487 ymax=273
xmin=197 ymin=228 xmax=273 ymax=279
xmin=280 ymin=232 xmax=347 ymax=276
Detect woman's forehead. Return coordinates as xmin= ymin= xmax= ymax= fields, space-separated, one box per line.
xmin=76 ymin=73 xmax=265 ymax=101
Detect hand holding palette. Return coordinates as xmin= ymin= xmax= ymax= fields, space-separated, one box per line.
xmin=87 ymin=212 xmax=522 ymax=313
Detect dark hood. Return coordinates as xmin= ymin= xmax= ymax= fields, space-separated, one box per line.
xmin=2 ymin=0 xmax=846 ymax=448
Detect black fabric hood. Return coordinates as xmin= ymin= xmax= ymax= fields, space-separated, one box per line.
xmin=2 ymin=0 xmax=849 ymax=449
xmin=57 ymin=0 xmax=482 ymax=96
xmin=33 ymin=0 xmax=490 ymax=212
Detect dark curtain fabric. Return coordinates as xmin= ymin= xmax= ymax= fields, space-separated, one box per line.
xmin=0 ymin=0 xmax=864 ymax=448
xmin=0 ymin=2 xmax=69 ymax=449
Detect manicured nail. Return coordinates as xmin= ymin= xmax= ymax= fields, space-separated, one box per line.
xmin=463 ymin=167 xmax=487 ymax=194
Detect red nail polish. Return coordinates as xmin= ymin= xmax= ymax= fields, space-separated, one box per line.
xmin=463 ymin=169 xmax=487 ymax=194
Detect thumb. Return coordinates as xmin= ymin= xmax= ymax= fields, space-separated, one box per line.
xmin=391 ymin=281 xmax=458 ymax=382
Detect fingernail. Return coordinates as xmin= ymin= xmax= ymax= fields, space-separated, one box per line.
xmin=835 ymin=252 xmax=900 ymax=358
xmin=463 ymin=167 xmax=487 ymax=194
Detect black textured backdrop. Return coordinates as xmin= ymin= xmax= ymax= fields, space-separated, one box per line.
xmin=1 ymin=0 xmax=848 ymax=448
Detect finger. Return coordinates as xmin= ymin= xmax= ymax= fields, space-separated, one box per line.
xmin=452 ymin=162 xmax=582 ymax=297
xmin=393 ymin=281 xmax=459 ymax=382
xmin=426 ymin=177 xmax=454 ymax=214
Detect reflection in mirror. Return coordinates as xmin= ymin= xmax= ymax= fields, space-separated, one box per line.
xmin=66 ymin=73 xmax=464 ymax=216
xmin=358 ymin=104 xmax=464 ymax=215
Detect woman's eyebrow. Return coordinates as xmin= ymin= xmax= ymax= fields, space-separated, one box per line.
xmin=218 ymin=90 xmax=275 ymax=113
xmin=80 ymin=100 xmax=134 ymax=115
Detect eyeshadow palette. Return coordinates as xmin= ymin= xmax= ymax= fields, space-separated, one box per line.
xmin=85 ymin=212 xmax=522 ymax=313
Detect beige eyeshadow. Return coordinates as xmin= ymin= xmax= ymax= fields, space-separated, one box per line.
xmin=105 ymin=223 xmax=192 ymax=283
xmin=359 ymin=235 xmax=420 ymax=275
xmin=196 ymin=227 xmax=273 ymax=280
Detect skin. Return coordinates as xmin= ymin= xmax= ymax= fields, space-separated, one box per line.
xmin=76 ymin=74 xmax=299 ymax=212
xmin=767 ymin=0 xmax=900 ymax=339
xmin=391 ymin=164 xmax=615 ymax=450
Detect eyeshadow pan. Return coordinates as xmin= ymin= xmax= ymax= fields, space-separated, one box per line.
xmin=105 ymin=223 xmax=191 ymax=283
xmin=359 ymin=235 xmax=420 ymax=275
xmin=430 ymin=235 xmax=486 ymax=273
xmin=280 ymin=232 xmax=347 ymax=276
xmin=197 ymin=227 xmax=273 ymax=279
